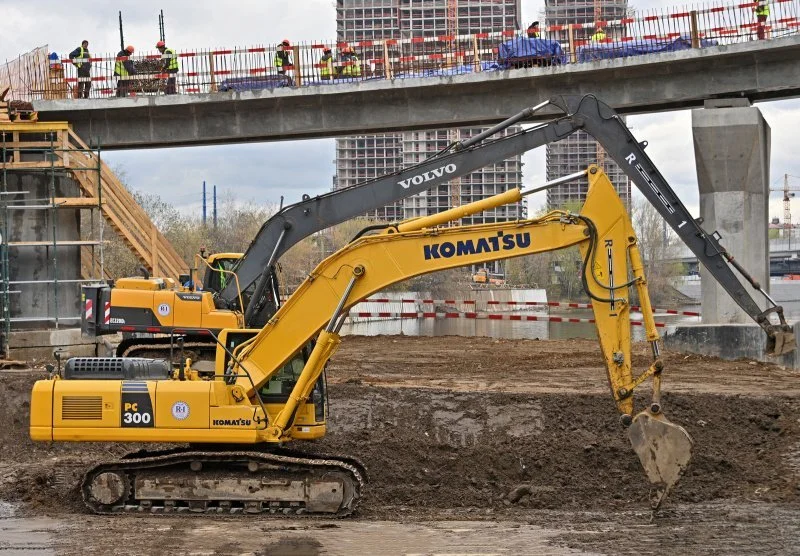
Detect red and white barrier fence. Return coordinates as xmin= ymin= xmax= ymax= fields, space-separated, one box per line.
xmin=361 ymin=298 xmax=701 ymax=317
xmin=7 ymin=0 xmax=795 ymax=101
xmin=346 ymin=310 xmax=667 ymax=328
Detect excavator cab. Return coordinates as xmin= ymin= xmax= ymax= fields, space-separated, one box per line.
xmin=219 ymin=330 xmax=327 ymax=430
xmin=200 ymin=253 xmax=242 ymax=294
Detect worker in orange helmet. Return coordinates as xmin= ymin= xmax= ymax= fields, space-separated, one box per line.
xmin=339 ymin=45 xmax=361 ymax=79
xmin=114 ymin=45 xmax=136 ymax=97
xmin=275 ymin=39 xmax=293 ymax=83
xmin=156 ymin=40 xmax=179 ymax=94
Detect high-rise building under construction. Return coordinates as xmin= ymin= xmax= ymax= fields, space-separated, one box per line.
xmin=543 ymin=0 xmax=631 ymax=209
xmin=333 ymin=0 xmax=525 ymax=226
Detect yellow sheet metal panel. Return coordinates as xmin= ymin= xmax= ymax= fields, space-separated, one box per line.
xmin=52 ymin=427 xmax=259 ymax=443
xmin=209 ymin=406 xmax=260 ymax=429
xmin=152 ymin=290 xmax=178 ymax=327
xmin=115 ymin=277 xmax=168 ymax=291
xmin=53 ymin=380 xmax=120 ymax=428
xmin=109 ymin=288 xmax=155 ymax=310
xmin=29 ymin=380 xmax=55 ymax=440
xmin=155 ymin=381 xmax=210 ymax=428
xmin=170 ymin=291 xmax=204 ymax=328
xmin=201 ymin=306 xmax=241 ymax=329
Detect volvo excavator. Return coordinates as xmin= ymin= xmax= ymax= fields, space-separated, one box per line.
xmin=83 ymin=95 xmax=794 ymax=362
xmin=30 ymin=157 xmax=792 ymax=516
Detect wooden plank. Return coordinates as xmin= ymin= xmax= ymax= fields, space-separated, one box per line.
xmin=52 ymin=197 xmax=100 ymax=208
xmin=1 ymin=161 xmax=65 ymax=169
xmin=0 ymin=122 xmax=70 ymax=132
xmin=9 ymin=240 xmax=103 ymax=246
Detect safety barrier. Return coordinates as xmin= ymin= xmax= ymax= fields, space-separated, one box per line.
xmin=345 ymin=310 xmax=667 ymax=328
xmin=362 ymin=297 xmax=702 ymax=317
xmin=3 ymin=0 xmax=798 ymax=101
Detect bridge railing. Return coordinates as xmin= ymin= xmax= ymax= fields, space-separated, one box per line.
xmin=3 ymin=0 xmax=799 ymax=102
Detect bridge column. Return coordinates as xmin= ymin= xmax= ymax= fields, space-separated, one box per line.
xmin=691 ymin=98 xmax=770 ymax=323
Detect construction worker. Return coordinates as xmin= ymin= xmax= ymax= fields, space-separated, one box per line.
xmin=320 ymin=47 xmax=336 ymax=80
xmin=114 ymin=45 xmax=136 ymax=98
xmin=590 ymin=27 xmax=607 ymax=42
xmin=339 ymin=47 xmax=362 ymax=79
xmin=156 ymin=40 xmax=179 ymax=94
xmin=275 ymin=39 xmax=293 ymax=82
xmin=526 ymin=21 xmax=541 ymax=39
xmin=69 ymin=40 xmax=92 ymax=99
xmin=754 ymin=0 xmax=770 ymax=40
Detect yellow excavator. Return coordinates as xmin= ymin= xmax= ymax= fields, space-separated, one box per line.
xmin=32 ymin=166 xmax=697 ymax=515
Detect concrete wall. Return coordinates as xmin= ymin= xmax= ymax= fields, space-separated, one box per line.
xmin=692 ymin=99 xmax=770 ymax=324
xmin=2 ymin=172 xmax=82 ymax=329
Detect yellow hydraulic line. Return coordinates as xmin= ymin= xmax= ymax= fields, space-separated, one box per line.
xmin=395 ymin=169 xmax=589 ymax=234
xmin=628 ymin=240 xmax=660 ymax=344
xmin=395 ymin=188 xmax=522 ymax=233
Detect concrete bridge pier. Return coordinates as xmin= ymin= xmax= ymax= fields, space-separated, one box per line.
xmin=692 ymin=97 xmax=771 ymax=323
xmin=663 ymin=98 xmax=791 ymax=366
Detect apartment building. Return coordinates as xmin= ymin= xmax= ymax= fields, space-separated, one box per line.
xmin=333 ymin=0 xmax=524 ymax=225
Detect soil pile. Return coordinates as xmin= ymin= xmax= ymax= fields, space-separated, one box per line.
xmin=0 ymin=337 xmax=797 ymax=518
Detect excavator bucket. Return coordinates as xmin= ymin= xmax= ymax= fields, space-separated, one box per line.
xmin=627 ymin=410 xmax=694 ymax=509
xmin=768 ymin=328 xmax=796 ymax=357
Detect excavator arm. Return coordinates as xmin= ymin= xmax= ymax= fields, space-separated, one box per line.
xmin=221 ymin=95 xmax=793 ymax=357
xmin=226 ymin=167 xmax=692 ymax=507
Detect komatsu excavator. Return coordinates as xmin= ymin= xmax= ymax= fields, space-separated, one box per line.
xmin=83 ymin=95 xmax=794 ymax=361
xmin=30 ymin=161 xmax=785 ymax=516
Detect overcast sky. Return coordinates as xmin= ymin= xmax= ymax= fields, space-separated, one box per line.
xmin=2 ymin=0 xmax=799 ymax=220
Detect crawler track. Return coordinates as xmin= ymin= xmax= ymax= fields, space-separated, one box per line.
xmin=116 ymin=336 xmax=217 ymax=363
xmin=81 ymin=447 xmax=367 ymax=517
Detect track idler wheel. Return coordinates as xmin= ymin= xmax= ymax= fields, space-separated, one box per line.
xmin=627 ymin=409 xmax=693 ymax=509
xmin=83 ymin=470 xmax=130 ymax=511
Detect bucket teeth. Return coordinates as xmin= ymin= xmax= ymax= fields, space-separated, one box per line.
xmin=627 ymin=410 xmax=694 ymax=509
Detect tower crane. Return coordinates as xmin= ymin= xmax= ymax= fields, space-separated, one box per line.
xmin=769 ymin=174 xmax=800 ymax=239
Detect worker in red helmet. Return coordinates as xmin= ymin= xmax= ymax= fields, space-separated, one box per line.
xmin=320 ymin=46 xmax=336 ymax=80
xmin=156 ymin=40 xmax=179 ymax=94
xmin=275 ymin=39 xmax=293 ymax=83
xmin=114 ymin=45 xmax=137 ymax=97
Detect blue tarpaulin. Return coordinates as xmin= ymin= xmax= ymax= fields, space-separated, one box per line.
xmin=577 ymin=35 xmax=718 ymax=62
xmin=497 ymin=38 xmax=565 ymax=67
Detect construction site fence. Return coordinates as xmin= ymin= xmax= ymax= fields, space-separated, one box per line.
xmin=3 ymin=0 xmax=799 ymax=101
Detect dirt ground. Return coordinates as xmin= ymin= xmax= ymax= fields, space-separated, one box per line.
xmin=1 ymin=336 xmax=799 ymax=555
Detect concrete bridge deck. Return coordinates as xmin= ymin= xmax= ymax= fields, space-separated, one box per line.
xmin=33 ymin=35 xmax=800 ymax=150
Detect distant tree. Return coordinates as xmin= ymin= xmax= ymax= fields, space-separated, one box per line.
xmin=630 ymin=196 xmax=684 ymax=304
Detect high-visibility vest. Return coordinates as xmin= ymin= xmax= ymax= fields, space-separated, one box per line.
xmin=164 ymin=48 xmax=178 ymax=72
xmin=590 ymin=30 xmax=606 ymax=41
xmin=320 ymin=54 xmax=335 ymax=77
xmin=275 ymin=50 xmax=290 ymax=69
xmin=114 ymin=52 xmax=130 ymax=77
xmin=341 ymin=54 xmax=362 ymax=77
xmin=74 ymin=47 xmax=89 ymax=68
xmin=755 ymin=2 xmax=770 ymax=16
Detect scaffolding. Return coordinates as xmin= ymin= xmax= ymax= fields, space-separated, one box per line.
xmin=0 ymin=114 xmax=188 ymax=357
xmin=0 ymin=121 xmax=105 ymax=355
